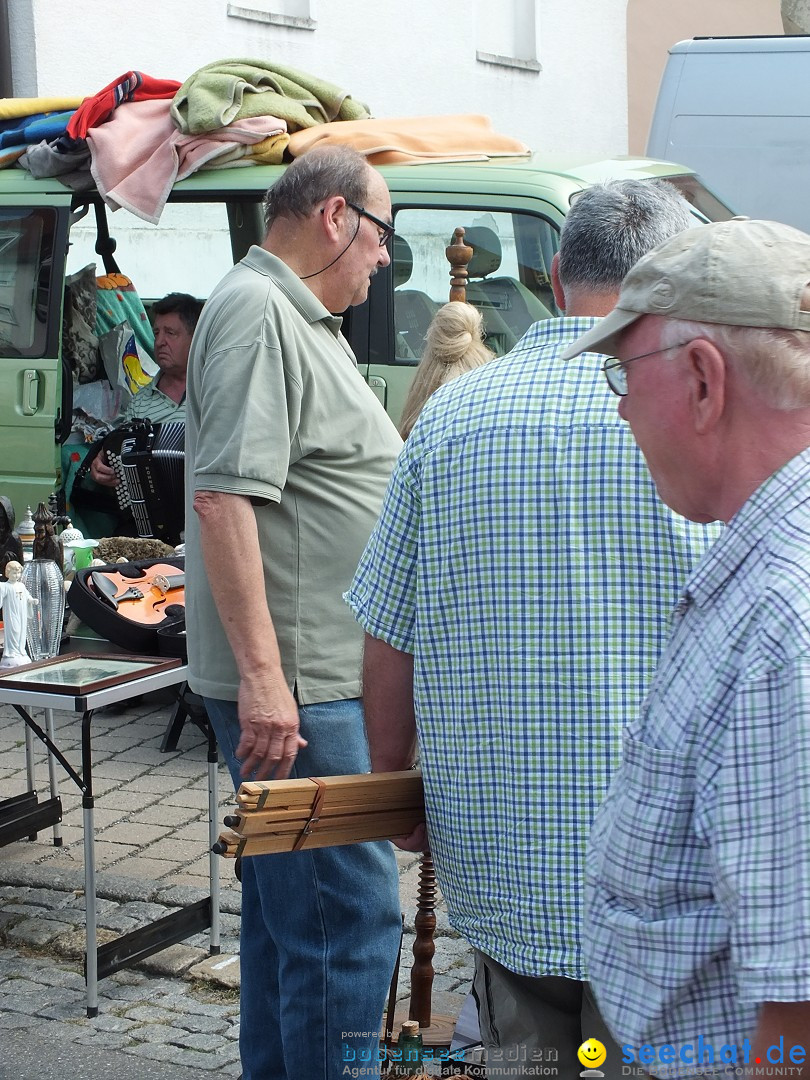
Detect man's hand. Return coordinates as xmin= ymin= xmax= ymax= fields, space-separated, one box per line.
xmin=392 ymin=822 xmax=428 ymax=853
xmin=89 ymin=451 xmax=118 ymax=488
xmin=235 ymin=674 xmax=307 ymax=780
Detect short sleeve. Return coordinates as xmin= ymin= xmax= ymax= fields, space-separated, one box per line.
xmin=192 ymin=330 xmax=301 ymax=502
xmin=712 ymin=656 xmax=810 ymax=1003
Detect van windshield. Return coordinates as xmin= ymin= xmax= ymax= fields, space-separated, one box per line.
xmin=0 ymin=207 xmax=56 ymax=358
xmin=664 ymin=175 xmax=735 ymax=222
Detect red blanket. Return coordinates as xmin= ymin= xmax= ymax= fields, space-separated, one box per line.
xmin=67 ymin=71 xmax=181 ymax=139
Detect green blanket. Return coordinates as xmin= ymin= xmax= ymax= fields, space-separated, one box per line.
xmin=171 ymin=59 xmax=371 ymax=134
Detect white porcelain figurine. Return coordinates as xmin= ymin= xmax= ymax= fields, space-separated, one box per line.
xmin=0 ymin=559 xmax=39 ymax=668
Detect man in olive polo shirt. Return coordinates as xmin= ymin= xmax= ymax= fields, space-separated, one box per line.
xmin=184 ymin=146 xmax=403 ymax=1080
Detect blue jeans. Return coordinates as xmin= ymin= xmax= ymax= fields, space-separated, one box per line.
xmin=205 ymin=696 xmax=402 ymax=1080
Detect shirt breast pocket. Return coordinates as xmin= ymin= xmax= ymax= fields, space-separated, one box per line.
xmin=589 ymin=733 xmax=711 ymax=917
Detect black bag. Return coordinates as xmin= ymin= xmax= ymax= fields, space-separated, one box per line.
xmin=156 ymin=617 xmax=188 ymax=661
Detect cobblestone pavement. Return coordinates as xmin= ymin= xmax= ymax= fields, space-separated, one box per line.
xmin=0 ymin=690 xmax=475 ymax=1074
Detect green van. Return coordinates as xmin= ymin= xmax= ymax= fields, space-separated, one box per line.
xmin=0 ymin=153 xmax=730 ymax=521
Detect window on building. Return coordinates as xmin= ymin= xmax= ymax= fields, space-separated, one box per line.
xmin=226 ymin=0 xmax=315 ymax=30
xmin=476 ymin=0 xmax=540 ymax=71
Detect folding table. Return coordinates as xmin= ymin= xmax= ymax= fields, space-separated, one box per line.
xmin=0 ymin=659 xmax=221 ymax=1015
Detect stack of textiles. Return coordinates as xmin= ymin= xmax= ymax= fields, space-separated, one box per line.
xmin=1 ymin=61 xmax=530 ymax=222
xmin=0 ymin=60 xmax=372 ymax=222
xmin=0 ymin=95 xmax=83 ymax=168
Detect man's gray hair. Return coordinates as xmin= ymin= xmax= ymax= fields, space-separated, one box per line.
xmin=659 ymin=310 xmax=810 ymax=411
xmin=263 ymin=146 xmax=372 ymax=229
xmin=558 ymin=179 xmax=693 ymax=291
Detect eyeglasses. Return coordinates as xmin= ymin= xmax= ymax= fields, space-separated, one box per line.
xmin=602 ymin=341 xmax=693 ymax=396
xmin=346 ymin=201 xmax=395 ymax=247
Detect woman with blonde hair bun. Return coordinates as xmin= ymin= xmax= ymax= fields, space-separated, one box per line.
xmin=399 ymin=301 xmax=494 ymax=438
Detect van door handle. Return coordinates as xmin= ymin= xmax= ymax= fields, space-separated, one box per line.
xmin=367 ymin=374 xmax=386 ymax=408
xmin=22 ymin=369 xmax=40 ymax=415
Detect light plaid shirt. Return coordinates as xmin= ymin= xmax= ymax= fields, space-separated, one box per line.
xmin=121 ymin=374 xmax=185 ymax=424
xmin=347 ymin=318 xmax=719 ymax=978
xmin=585 ymin=447 xmax=810 ymax=1074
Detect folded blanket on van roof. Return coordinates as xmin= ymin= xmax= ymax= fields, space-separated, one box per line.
xmin=67 ymin=71 xmax=181 ymax=139
xmin=0 ymin=110 xmax=75 ymax=150
xmin=171 ymin=59 xmax=370 ymax=134
xmin=0 ymin=96 xmax=84 ymax=121
xmin=88 ymin=97 xmax=288 ymax=225
xmin=287 ymin=114 xmax=531 ymax=164
xmin=0 ymin=147 xmax=25 ymax=169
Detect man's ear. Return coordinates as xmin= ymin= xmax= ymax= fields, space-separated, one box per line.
xmin=550 ymin=253 xmax=566 ymax=312
xmin=685 ymin=339 xmax=726 ymax=434
xmin=319 ymin=195 xmax=347 ymax=241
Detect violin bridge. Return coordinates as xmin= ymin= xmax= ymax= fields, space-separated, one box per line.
xmin=150 ymin=575 xmax=171 ymax=596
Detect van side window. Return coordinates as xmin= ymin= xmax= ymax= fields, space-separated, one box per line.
xmin=393 ymin=208 xmax=560 ymax=362
xmin=66 ymin=201 xmax=239 ymax=300
xmin=0 ymin=208 xmax=56 ymax=359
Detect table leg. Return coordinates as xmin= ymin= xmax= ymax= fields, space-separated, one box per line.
xmin=24 ymin=722 xmax=35 ymax=789
xmin=207 ymin=724 xmax=221 ymax=954
xmin=43 ymin=709 xmax=63 ymax=846
xmin=24 ymin=724 xmax=36 ymax=840
xmin=83 ymin=796 xmax=98 ymax=1016
xmin=80 ymin=707 xmax=99 ymax=1017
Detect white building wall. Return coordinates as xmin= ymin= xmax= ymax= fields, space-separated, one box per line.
xmin=8 ymin=0 xmax=629 ymax=157
xmin=6 ymin=0 xmax=629 ymax=295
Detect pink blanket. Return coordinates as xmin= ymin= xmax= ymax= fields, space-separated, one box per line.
xmin=88 ymin=98 xmax=288 ymax=224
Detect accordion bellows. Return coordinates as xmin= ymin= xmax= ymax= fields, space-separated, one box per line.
xmin=104 ymin=421 xmax=185 ymax=546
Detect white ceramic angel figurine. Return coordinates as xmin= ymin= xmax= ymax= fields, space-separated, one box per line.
xmin=0 ymin=560 xmax=39 ymax=668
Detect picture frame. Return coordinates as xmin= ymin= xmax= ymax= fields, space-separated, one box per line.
xmin=0 ymin=652 xmax=182 ymax=695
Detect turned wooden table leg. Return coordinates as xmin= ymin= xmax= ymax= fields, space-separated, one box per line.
xmin=409 ymin=849 xmax=437 ymax=1027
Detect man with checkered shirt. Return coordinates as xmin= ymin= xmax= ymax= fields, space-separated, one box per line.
xmin=564 ymin=218 xmax=810 ymax=1078
xmin=346 ymin=179 xmax=720 ymax=1078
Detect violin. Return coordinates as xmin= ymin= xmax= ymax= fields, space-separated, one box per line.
xmin=89 ymin=563 xmax=185 ymax=625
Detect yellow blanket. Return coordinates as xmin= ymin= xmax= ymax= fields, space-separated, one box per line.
xmin=0 ymin=96 xmax=85 ymax=120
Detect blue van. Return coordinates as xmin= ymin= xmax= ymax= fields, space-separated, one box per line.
xmin=647 ymin=35 xmax=810 ymax=231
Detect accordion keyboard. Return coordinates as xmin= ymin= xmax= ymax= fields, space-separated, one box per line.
xmin=100 ymin=431 xmax=137 ymax=514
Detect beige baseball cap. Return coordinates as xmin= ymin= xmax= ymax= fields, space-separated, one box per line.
xmin=561 ymin=217 xmax=810 ymax=360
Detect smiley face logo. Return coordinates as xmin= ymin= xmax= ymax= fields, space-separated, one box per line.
xmin=578 ymin=1038 xmax=607 ymax=1073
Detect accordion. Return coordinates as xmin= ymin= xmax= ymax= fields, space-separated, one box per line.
xmin=103 ymin=420 xmax=185 ymax=546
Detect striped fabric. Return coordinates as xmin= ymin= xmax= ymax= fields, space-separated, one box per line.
xmin=121 ymin=374 xmax=185 ymax=424
xmin=584 ymin=447 xmax=810 ymax=1072
xmin=346 ymin=317 xmax=720 ymax=978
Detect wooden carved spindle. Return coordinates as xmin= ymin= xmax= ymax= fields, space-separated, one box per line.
xmin=446 ymin=226 xmax=473 ymax=303
xmin=408 ymin=850 xmax=437 ymax=1028
xmin=33 ymin=500 xmax=64 ymax=571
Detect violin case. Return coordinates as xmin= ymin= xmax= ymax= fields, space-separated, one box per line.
xmin=67 ymin=556 xmax=186 ymax=657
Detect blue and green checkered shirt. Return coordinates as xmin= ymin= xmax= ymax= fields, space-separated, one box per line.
xmin=584 ymin=448 xmax=810 ymax=1071
xmin=347 ymin=317 xmax=720 ymax=978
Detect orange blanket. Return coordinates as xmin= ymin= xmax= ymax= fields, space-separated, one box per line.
xmin=287 ymin=113 xmax=530 ymax=165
